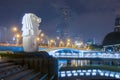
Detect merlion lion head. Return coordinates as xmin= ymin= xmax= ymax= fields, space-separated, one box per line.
xmin=22 ymin=13 xmax=41 ymax=37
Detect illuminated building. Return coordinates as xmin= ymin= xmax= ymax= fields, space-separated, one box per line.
xmin=56 ymin=4 xmax=71 ymax=40
xmin=103 ymin=16 xmax=120 ymax=52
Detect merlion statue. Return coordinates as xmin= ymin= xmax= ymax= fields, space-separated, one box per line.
xmin=22 ymin=13 xmax=41 ymax=52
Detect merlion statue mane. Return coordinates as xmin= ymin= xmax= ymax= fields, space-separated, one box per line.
xmin=22 ymin=13 xmax=41 ymax=52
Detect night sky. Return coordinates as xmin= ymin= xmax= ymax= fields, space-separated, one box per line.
xmin=0 ymin=0 xmax=120 ymax=44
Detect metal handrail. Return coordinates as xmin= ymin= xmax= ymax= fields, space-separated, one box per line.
xmin=39 ymin=74 xmax=48 ymax=80
xmin=50 ymin=75 xmax=55 ymax=80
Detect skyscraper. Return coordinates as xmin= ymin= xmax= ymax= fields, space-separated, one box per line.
xmin=56 ymin=5 xmax=71 ymax=40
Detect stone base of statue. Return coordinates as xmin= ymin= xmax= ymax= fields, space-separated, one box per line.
xmin=23 ymin=36 xmax=39 ymax=52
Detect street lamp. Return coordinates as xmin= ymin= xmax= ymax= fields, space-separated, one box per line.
xmin=66 ymin=38 xmax=71 ymax=47
xmin=59 ymin=40 xmax=64 ymax=47
xmin=12 ymin=27 xmax=18 ymax=32
xmin=11 ymin=26 xmax=19 ymax=44
xmin=36 ymin=37 xmax=40 ymax=46
xmin=49 ymin=39 xmax=55 ymax=47
xmin=50 ymin=39 xmax=54 ymax=43
xmin=66 ymin=42 xmax=70 ymax=47
xmin=39 ymin=33 xmax=45 ymax=46
xmin=16 ymin=34 xmax=20 ymax=38
xmin=36 ymin=37 xmax=40 ymax=41
xmin=40 ymin=33 xmax=44 ymax=37
xmin=15 ymin=33 xmax=21 ymax=45
xmin=67 ymin=38 xmax=71 ymax=42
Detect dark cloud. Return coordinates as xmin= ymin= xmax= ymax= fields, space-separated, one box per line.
xmin=65 ymin=0 xmax=120 ymax=14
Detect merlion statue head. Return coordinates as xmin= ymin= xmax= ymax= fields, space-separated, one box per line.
xmin=22 ymin=13 xmax=41 ymax=37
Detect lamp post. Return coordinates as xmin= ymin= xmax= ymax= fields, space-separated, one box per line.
xmin=15 ymin=33 xmax=21 ymax=45
xmin=49 ymin=39 xmax=55 ymax=47
xmin=56 ymin=37 xmax=60 ymax=47
xmin=39 ymin=33 xmax=44 ymax=46
xmin=59 ymin=40 xmax=64 ymax=47
xmin=36 ymin=37 xmax=40 ymax=46
xmin=12 ymin=26 xmax=22 ymax=45
xmin=12 ymin=26 xmax=18 ymax=44
xmin=66 ymin=38 xmax=71 ymax=47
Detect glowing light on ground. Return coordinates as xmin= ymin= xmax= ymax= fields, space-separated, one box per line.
xmin=59 ymin=69 xmax=120 ymax=79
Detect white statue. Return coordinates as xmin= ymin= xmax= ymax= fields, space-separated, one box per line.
xmin=22 ymin=13 xmax=41 ymax=52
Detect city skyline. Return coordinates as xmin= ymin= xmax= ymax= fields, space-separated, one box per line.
xmin=0 ymin=0 xmax=120 ymax=43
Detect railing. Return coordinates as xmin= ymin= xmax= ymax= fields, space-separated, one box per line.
xmin=39 ymin=74 xmax=48 ymax=80
xmin=0 ymin=51 xmax=58 ymax=80
xmin=53 ymin=53 xmax=120 ymax=59
xmin=48 ymin=48 xmax=120 ymax=59
xmin=28 ymin=72 xmax=41 ymax=80
xmin=49 ymin=75 xmax=55 ymax=80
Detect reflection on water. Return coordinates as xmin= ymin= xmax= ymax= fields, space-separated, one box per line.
xmin=59 ymin=60 xmax=90 ymax=67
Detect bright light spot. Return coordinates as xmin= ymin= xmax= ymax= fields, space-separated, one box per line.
xmin=100 ymin=72 xmax=104 ymax=76
xmin=77 ymin=70 xmax=81 ymax=73
xmin=55 ymin=53 xmax=59 ymax=56
xmin=36 ymin=37 xmax=40 ymax=41
xmin=41 ymin=33 xmax=44 ymax=37
xmin=72 ymin=70 xmax=76 ymax=73
xmin=67 ymin=73 xmax=72 ymax=77
xmin=110 ymin=73 xmax=115 ymax=77
xmin=67 ymin=39 xmax=70 ymax=42
xmin=93 ymin=69 xmax=97 ymax=72
xmin=50 ymin=39 xmax=54 ymax=43
xmin=61 ymin=71 xmax=65 ymax=74
xmin=105 ymin=72 xmax=109 ymax=77
xmin=16 ymin=34 xmax=20 ymax=38
xmin=61 ymin=53 xmax=65 ymax=56
xmin=87 ymin=70 xmax=92 ymax=72
xmin=61 ymin=73 xmax=66 ymax=77
xmin=74 ymin=41 xmax=83 ymax=46
xmin=82 ymin=70 xmax=86 ymax=72
xmin=66 ymin=71 xmax=71 ymax=73
xmin=92 ymin=72 xmax=96 ymax=76
xmin=86 ymin=72 xmax=90 ymax=76
xmin=98 ymin=70 xmax=102 ymax=73
xmin=59 ymin=69 xmax=120 ymax=79
xmin=12 ymin=27 xmax=17 ymax=32
xmin=115 ymin=74 xmax=120 ymax=78
xmin=80 ymin=72 xmax=84 ymax=76
xmin=73 ymin=73 xmax=78 ymax=76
